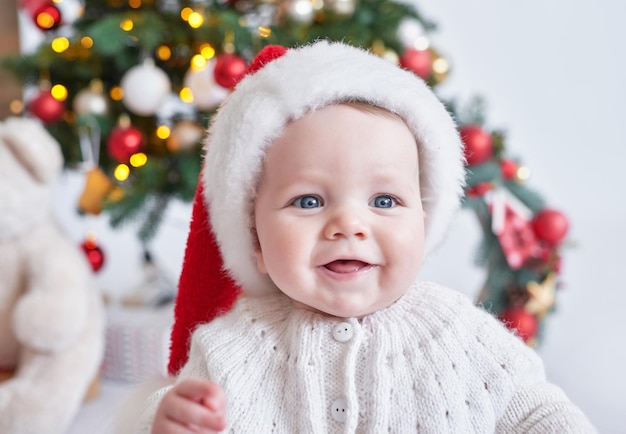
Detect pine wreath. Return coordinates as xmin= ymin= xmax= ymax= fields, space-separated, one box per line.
xmin=452 ymin=98 xmax=569 ymax=346
xmin=1 ymin=0 xmax=568 ymax=343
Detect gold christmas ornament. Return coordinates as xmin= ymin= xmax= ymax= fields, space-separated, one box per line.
xmin=372 ymin=40 xmax=400 ymax=65
xmin=525 ymin=273 xmax=557 ymax=318
xmin=78 ymin=167 xmax=114 ymax=215
xmin=429 ymin=47 xmax=450 ymax=85
xmin=382 ymin=48 xmax=400 ymax=65
xmin=371 ymin=39 xmax=386 ymax=57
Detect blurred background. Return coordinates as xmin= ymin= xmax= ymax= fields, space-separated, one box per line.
xmin=1 ymin=0 xmax=624 ymax=432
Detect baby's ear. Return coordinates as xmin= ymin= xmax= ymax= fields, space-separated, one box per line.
xmin=255 ymin=249 xmax=268 ymax=274
xmin=251 ymin=228 xmax=268 ymax=274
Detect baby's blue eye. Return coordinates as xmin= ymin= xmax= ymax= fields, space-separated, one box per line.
xmin=370 ymin=195 xmax=396 ymax=208
xmin=293 ymin=195 xmax=322 ymax=208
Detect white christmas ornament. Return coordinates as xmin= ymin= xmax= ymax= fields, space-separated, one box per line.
xmin=243 ymin=4 xmax=279 ymax=29
xmin=121 ymin=58 xmax=171 ymax=116
xmin=56 ymin=0 xmax=84 ymax=25
xmin=397 ymin=18 xmax=426 ymax=48
xmin=283 ymin=0 xmax=315 ymax=25
xmin=156 ymin=93 xmax=195 ymax=122
xmin=325 ymin=0 xmax=357 ymax=17
xmin=73 ymin=80 xmax=108 ymax=116
xmin=183 ymin=60 xmax=230 ymax=110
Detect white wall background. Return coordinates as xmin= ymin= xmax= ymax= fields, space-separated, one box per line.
xmin=50 ymin=0 xmax=625 ymax=431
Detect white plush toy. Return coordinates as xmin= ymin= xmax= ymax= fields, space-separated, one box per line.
xmin=0 ymin=117 xmax=105 ymax=434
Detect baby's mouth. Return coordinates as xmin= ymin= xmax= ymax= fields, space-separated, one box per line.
xmin=324 ymin=260 xmax=371 ymax=273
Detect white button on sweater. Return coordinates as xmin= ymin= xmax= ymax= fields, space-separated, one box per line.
xmin=332 ymin=322 xmax=354 ymax=343
xmin=138 ymin=281 xmax=595 ymax=433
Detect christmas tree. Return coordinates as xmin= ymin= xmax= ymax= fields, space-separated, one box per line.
xmin=1 ymin=0 xmax=569 ymax=344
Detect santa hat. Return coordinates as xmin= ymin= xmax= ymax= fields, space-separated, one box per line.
xmin=168 ymin=41 xmax=466 ymax=374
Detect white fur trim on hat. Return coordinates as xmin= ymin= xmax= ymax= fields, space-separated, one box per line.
xmin=203 ymin=41 xmax=466 ymax=295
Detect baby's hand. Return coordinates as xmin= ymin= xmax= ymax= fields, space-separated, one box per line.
xmin=152 ymin=378 xmax=227 ymax=434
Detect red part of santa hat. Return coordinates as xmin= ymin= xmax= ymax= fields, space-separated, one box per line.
xmin=167 ymin=179 xmax=240 ymax=375
xmin=168 ymin=46 xmax=289 ymax=375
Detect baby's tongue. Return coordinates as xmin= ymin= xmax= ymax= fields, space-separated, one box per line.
xmin=325 ymin=260 xmax=367 ymax=273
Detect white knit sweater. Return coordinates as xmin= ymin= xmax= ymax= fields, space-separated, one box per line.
xmin=138 ymin=281 xmax=595 ymax=433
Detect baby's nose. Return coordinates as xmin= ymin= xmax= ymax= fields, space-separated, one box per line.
xmin=323 ymin=207 xmax=369 ymax=240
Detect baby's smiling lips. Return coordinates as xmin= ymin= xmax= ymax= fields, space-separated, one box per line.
xmin=324 ymin=260 xmax=371 ymax=273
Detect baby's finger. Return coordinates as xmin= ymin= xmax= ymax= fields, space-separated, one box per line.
xmin=153 ymin=416 xmax=205 ymax=434
xmin=201 ymin=383 xmax=226 ymax=412
xmin=175 ymin=378 xmax=223 ymax=403
xmin=164 ymin=394 xmax=226 ymax=431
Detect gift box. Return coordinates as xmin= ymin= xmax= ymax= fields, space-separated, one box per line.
xmin=101 ymin=304 xmax=174 ymax=383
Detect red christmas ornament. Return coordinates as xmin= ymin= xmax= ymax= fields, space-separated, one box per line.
xmin=459 ymin=125 xmax=493 ymax=165
xmin=213 ymin=54 xmax=247 ymax=89
xmin=34 ymin=4 xmax=61 ymax=30
xmin=500 ymin=159 xmax=518 ymax=180
xmin=399 ymin=48 xmax=432 ymax=80
xmin=20 ymin=0 xmax=62 ymax=30
xmin=467 ymin=182 xmax=492 ymax=198
xmin=81 ymin=237 xmax=105 ymax=272
xmin=532 ymin=209 xmax=569 ymax=245
xmin=107 ymin=124 xmax=146 ymax=163
xmin=28 ymin=90 xmax=65 ymax=124
xmin=499 ymin=307 xmax=538 ymax=343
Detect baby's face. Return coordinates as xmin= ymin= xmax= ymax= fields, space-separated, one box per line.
xmin=254 ymin=104 xmax=425 ymax=318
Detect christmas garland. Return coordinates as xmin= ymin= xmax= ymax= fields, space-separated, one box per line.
xmin=453 ymin=105 xmax=568 ymax=346
xmin=1 ymin=0 xmax=568 ymax=344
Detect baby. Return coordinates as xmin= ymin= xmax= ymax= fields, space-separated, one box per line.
xmin=139 ymin=41 xmax=595 ymax=433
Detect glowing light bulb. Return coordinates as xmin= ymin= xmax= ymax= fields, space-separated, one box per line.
xmin=51 ymin=37 xmax=70 ymax=53
xmin=181 ymin=7 xmax=193 ymax=21
xmin=129 ymin=152 xmax=147 ymax=167
xmin=157 ymin=45 xmax=171 ymax=61
xmin=517 ymin=166 xmax=531 ymax=181
xmin=110 ymin=86 xmax=124 ymax=101
xmin=81 ymin=36 xmax=93 ymax=48
xmin=179 ymin=87 xmax=194 ymax=103
xmin=191 ymin=54 xmax=206 ymax=70
xmin=156 ymin=125 xmax=171 ymax=139
xmin=114 ymin=164 xmax=130 ymax=181
xmin=188 ymin=12 xmax=203 ymax=28
xmin=200 ymin=44 xmax=215 ymax=59
xmin=433 ymin=57 xmax=449 ymax=75
xmin=50 ymin=84 xmax=68 ymax=101
xmin=120 ymin=19 xmax=134 ymax=31
xmin=37 ymin=11 xmax=57 ymax=30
